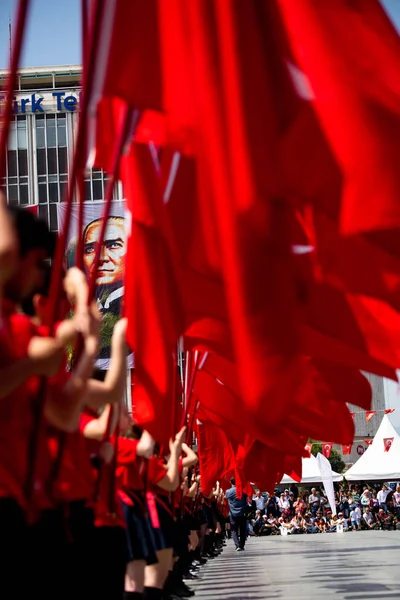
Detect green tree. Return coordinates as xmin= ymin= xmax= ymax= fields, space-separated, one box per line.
xmin=309 ymin=441 xmax=346 ymax=474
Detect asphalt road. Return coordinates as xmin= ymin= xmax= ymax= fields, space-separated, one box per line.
xmin=187 ymin=530 xmax=400 ymax=600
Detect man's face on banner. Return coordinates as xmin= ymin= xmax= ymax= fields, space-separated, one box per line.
xmin=83 ymin=217 xmax=126 ymax=286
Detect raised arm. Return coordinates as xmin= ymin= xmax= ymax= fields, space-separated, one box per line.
xmin=44 ymin=302 xmax=101 ymax=432
xmin=181 ymin=442 xmax=198 ymax=468
xmin=156 ymin=427 xmax=186 ymax=492
xmin=84 ymin=318 xmax=128 ymax=410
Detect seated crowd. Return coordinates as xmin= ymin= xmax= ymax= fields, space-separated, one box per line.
xmin=249 ymin=483 xmax=400 ymax=536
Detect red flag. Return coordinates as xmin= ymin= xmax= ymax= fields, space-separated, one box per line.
xmin=99 ymin=0 xmax=162 ymax=111
xmin=385 ymin=408 xmax=395 ymax=414
xmin=342 ymin=444 xmax=352 ymax=456
xmin=304 ymin=443 xmax=313 ymax=457
xmin=384 ymin=437 xmax=394 ymax=452
xmin=366 ymin=411 xmax=376 ymax=423
xmin=322 ymin=443 xmax=332 ymax=458
xmin=350 ymin=413 xmax=356 ymax=419
xmin=364 ymin=439 xmax=373 ymax=446
xmin=278 ymin=0 xmax=400 ymax=247
xmin=122 ymin=144 xmax=183 ymax=447
xmin=197 ymin=420 xmax=235 ymax=497
xmin=181 ymin=0 xmax=302 ymax=425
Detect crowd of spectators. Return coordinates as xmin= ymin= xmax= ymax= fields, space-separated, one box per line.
xmin=249 ymin=483 xmax=400 ymax=536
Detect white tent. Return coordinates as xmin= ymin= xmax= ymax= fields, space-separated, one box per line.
xmin=280 ymin=453 xmax=343 ymax=485
xmin=344 ymin=414 xmax=400 ymax=481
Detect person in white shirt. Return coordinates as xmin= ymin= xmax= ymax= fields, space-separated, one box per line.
xmin=363 ymin=507 xmax=377 ymax=529
xmin=253 ymin=490 xmax=267 ymax=514
xmin=278 ymin=491 xmax=291 ymax=516
xmin=360 ymin=489 xmax=371 ymax=512
xmin=337 ymin=512 xmax=349 ymax=531
xmin=350 ymin=505 xmax=362 ymax=530
xmin=392 ymin=485 xmax=400 ymax=518
xmin=377 ymin=484 xmax=390 ymax=513
xmin=308 ymin=488 xmax=320 ymax=516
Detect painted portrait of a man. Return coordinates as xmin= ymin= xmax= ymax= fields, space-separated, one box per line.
xmin=58 ymin=200 xmax=131 ymax=369
xmin=82 ymin=215 xmax=126 ymax=361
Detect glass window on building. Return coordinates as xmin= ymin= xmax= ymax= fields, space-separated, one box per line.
xmin=1 ymin=115 xmax=29 ymax=206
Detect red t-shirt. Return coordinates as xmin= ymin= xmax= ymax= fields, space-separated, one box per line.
xmin=147 ymin=456 xmax=169 ymax=497
xmin=115 ymin=437 xmax=142 ymax=491
xmin=0 ymin=307 xmax=44 ymax=510
xmin=80 ymin=413 xmax=129 ymax=528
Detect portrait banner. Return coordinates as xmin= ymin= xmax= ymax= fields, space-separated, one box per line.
xmin=57 ymin=200 xmax=133 ymax=370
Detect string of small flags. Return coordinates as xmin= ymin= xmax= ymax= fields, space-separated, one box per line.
xmin=305 ymin=409 xmax=396 ymax=458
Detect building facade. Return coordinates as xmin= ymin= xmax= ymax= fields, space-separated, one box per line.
xmin=0 ymin=64 xmax=122 ymax=231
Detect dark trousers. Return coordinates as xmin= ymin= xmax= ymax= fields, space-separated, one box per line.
xmin=229 ymin=515 xmax=247 ymax=549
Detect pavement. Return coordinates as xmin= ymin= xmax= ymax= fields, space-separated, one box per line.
xmin=187 ymin=531 xmax=400 ymax=600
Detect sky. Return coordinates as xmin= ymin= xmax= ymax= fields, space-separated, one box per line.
xmin=0 ymin=0 xmax=81 ymax=69
xmin=0 ymin=0 xmax=400 ymax=69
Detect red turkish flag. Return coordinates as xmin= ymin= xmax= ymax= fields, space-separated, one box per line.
xmin=366 ymin=411 xmax=376 ymax=423
xmin=364 ymin=439 xmax=373 ymax=446
xmin=322 ymin=443 xmax=332 ymax=458
xmin=385 ymin=408 xmax=395 ymax=414
xmin=384 ymin=437 xmax=394 ymax=452
xmin=350 ymin=413 xmax=356 ymax=419
xmin=278 ymin=0 xmax=400 ymax=248
xmin=342 ymin=444 xmax=352 ymax=456
xmin=197 ymin=420 xmax=235 ymax=497
xmin=304 ymin=443 xmax=313 ymax=457
xmin=99 ymin=0 xmax=162 ymax=111
xmin=122 ymin=144 xmax=183 ymax=447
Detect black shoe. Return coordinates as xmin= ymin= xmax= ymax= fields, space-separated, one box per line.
xmin=173 ymin=583 xmax=195 ymax=598
xmin=183 ymin=571 xmax=200 ymax=580
xmin=196 ymin=557 xmax=207 ymax=565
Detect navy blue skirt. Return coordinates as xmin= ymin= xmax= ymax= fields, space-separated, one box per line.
xmin=121 ymin=498 xmax=157 ymax=564
xmin=146 ymin=495 xmax=176 ymax=551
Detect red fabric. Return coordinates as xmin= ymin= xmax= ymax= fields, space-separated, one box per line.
xmin=49 ymin=430 xmax=95 ymax=503
xmin=170 ymin=1 xmax=302 ymax=425
xmin=79 ymin=414 xmax=126 ymax=528
xmin=342 ymin=444 xmax=352 ymax=456
xmin=384 ymin=438 xmax=394 ymax=452
xmin=197 ymin=420 xmax=235 ymax=497
xmin=283 ymin=454 xmax=302 ymax=484
xmin=366 ymin=411 xmax=376 ymax=423
xmin=101 ymin=0 xmax=162 ymax=111
xmin=122 ymin=145 xmax=182 ymax=448
xmin=303 ymin=283 xmax=400 ymax=379
xmin=0 ymin=311 xmax=43 ymax=510
xmin=385 ymin=409 xmax=395 ymax=414
xmin=194 ymin=357 xmax=305 ymax=454
xmin=115 ymin=438 xmax=143 ymax=491
xmin=147 ymin=456 xmax=168 ymax=493
xmin=322 ymin=443 xmax=332 ymax=459
xmin=278 ymin=0 xmax=400 ymax=245
xmin=242 ymin=441 xmax=286 ymax=493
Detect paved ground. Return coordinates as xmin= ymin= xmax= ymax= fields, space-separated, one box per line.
xmin=188 ymin=531 xmax=400 ymax=600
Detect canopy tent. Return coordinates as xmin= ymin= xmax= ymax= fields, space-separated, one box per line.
xmin=344 ymin=415 xmax=400 ymax=481
xmin=280 ymin=454 xmax=343 ymax=485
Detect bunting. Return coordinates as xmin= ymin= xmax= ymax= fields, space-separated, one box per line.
xmin=304 ymin=443 xmax=313 ymax=457
xmin=384 ymin=437 xmax=394 ymax=452
xmin=366 ymin=411 xmax=376 ymax=422
xmin=342 ymin=444 xmax=352 ymax=455
xmin=322 ymin=443 xmax=332 ymax=458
